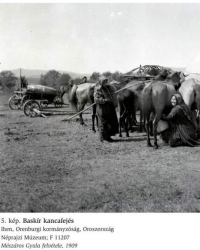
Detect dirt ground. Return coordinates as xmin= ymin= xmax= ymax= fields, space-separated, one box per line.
xmin=1 ymin=92 xmax=200 ymax=212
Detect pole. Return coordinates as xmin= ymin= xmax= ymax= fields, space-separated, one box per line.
xmin=61 ymin=103 xmax=95 ymax=122
xmin=61 ymin=81 xmax=144 ymax=122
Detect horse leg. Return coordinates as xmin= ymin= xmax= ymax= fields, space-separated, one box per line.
xmin=124 ymin=115 xmax=129 ymax=137
xmin=118 ymin=101 xmax=123 ymax=137
xmin=153 ymin=119 xmax=158 ymax=149
xmin=139 ymin=110 xmax=143 ymax=132
xmin=79 ymin=113 xmax=85 ymax=126
xmin=119 ymin=117 xmax=123 ymax=137
xmin=96 ymin=115 xmax=98 ymax=130
xmin=195 ymin=93 xmax=200 ymax=128
xmin=92 ymin=104 xmax=96 ymax=132
xmin=128 ymin=115 xmax=134 ymax=132
xmin=149 ymin=113 xmax=154 ymax=136
xmin=145 ymin=113 xmax=152 ymax=147
xmin=78 ymin=103 xmax=86 ymax=126
xmin=152 ymin=113 xmax=161 ymax=149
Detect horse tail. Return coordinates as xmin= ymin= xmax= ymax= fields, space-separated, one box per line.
xmin=68 ymin=84 xmax=78 ymax=111
xmin=142 ymin=84 xmax=153 ymax=117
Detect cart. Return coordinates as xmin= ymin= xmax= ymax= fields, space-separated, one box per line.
xmin=8 ymin=84 xmax=63 ymax=115
xmin=20 ymin=85 xmax=63 ymax=117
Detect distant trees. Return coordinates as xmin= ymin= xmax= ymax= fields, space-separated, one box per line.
xmin=39 ymin=70 xmax=72 ymax=90
xmin=102 ymin=71 xmax=112 ymax=79
xmin=39 ymin=70 xmax=61 ymax=89
xmin=89 ymin=70 xmax=124 ymax=83
xmin=0 ymin=71 xmax=17 ymax=90
xmin=57 ymin=73 xmax=72 ymax=87
xmin=90 ymin=72 xmax=100 ymax=82
xmin=111 ymin=71 xmax=124 ymax=82
xmin=38 ymin=69 xmax=124 ymax=89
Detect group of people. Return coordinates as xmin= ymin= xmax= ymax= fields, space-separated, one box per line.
xmin=93 ymin=76 xmax=200 ymax=147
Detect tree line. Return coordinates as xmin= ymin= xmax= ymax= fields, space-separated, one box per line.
xmin=0 ymin=69 xmax=125 ymax=91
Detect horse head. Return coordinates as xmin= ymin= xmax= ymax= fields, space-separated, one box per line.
xmin=167 ymin=71 xmax=183 ymax=90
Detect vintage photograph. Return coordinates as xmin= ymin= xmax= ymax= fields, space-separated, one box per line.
xmin=1 ymin=3 xmax=200 ymax=213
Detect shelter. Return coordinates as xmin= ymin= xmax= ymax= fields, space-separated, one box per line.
xmin=123 ymin=65 xmax=173 ymax=81
xmin=184 ymin=52 xmax=200 ymax=81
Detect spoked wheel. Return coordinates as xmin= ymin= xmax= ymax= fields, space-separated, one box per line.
xmin=21 ymin=95 xmax=29 ymax=106
xmin=40 ymin=100 xmax=48 ymax=108
xmin=8 ymin=95 xmax=22 ymax=110
xmin=54 ymin=96 xmax=63 ymax=108
xmin=23 ymin=100 xmax=40 ymax=117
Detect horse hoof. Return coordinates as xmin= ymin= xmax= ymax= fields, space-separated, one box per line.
xmin=153 ymin=145 xmax=158 ymax=149
xmin=147 ymin=143 xmax=152 ymax=147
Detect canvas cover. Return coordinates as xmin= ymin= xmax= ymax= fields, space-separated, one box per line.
xmin=25 ymin=85 xmax=58 ymax=96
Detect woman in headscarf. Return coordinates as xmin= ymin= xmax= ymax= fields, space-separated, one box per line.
xmin=161 ymin=93 xmax=200 ymax=147
xmin=94 ymin=76 xmax=119 ymax=142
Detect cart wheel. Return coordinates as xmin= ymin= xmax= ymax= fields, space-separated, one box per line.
xmin=54 ymin=97 xmax=63 ymax=108
xmin=40 ymin=100 xmax=48 ymax=108
xmin=8 ymin=95 xmax=22 ymax=110
xmin=23 ymin=100 xmax=40 ymax=117
xmin=21 ymin=95 xmax=29 ymax=106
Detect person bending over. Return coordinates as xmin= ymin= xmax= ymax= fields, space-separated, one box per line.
xmin=160 ymin=94 xmax=200 ymax=147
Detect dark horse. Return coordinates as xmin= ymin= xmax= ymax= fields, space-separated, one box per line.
xmin=117 ymin=81 xmax=146 ymax=137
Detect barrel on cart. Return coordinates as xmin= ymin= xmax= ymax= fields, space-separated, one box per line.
xmin=22 ymin=85 xmax=63 ymax=117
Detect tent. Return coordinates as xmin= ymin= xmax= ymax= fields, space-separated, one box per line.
xmin=184 ymin=52 xmax=200 ymax=81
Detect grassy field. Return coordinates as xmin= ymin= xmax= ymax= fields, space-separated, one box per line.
xmin=1 ymin=92 xmax=200 ymax=212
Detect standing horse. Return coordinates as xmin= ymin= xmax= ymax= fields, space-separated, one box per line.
xmin=179 ymin=78 xmax=200 ymax=127
xmin=142 ymin=71 xmax=184 ymax=149
xmin=117 ymin=81 xmax=146 ymax=137
xmin=61 ymin=82 xmax=97 ymax=132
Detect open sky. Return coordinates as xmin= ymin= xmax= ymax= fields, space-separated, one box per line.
xmin=1 ymin=3 xmax=200 ymax=74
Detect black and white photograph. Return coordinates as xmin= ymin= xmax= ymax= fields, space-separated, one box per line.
xmin=0 ymin=2 xmax=200 ymax=249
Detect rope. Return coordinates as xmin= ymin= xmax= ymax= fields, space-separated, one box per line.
xmin=61 ymin=81 xmax=144 ymax=122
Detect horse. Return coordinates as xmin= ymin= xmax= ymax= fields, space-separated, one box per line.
xmin=142 ymin=71 xmax=184 ymax=149
xmin=117 ymin=88 xmax=140 ymax=137
xmin=179 ymin=78 xmax=200 ymax=127
xmin=116 ymin=80 xmax=148 ymax=137
xmin=60 ymin=81 xmax=97 ymax=132
xmin=116 ymin=71 xmax=168 ymax=138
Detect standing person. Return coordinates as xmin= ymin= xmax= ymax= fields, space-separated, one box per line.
xmin=78 ymin=76 xmax=87 ymax=85
xmin=160 ymin=93 xmax=200 ymax=147
xmin=94 ymin=76 xmax=119 ymax=142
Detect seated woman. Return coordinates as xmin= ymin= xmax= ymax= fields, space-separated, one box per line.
xmin=94 ymin=76 xmax=119 ymax=142
xmin=160 ymin=93 xmax=200 ymax=147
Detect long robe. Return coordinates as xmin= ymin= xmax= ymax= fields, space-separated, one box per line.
xmin=162 ymin=105 xmax=200 ymax=147
xmin=94 ymin=85 xmax=119 ymax=141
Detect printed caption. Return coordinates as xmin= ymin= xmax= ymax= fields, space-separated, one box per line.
xmin=0 ymin=216 xmax=115 ymax=249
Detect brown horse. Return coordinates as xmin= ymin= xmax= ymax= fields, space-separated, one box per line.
xmin=117 ymin=89 xmax=140 ymax=137
xmin=142 ymin=71 xmax=184 ymax=149
xmin=117 ymin=80 xmax=146 ymax=137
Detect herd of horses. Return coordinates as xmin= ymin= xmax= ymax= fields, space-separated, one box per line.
xmin=60 ymin=71 xmax=200 ymax=149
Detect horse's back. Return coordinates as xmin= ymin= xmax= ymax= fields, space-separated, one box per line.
xmin=76 ymin=82 xmax=96 ymax=91
xmin=179 ymin=78 xmax=200 ymax=107
xmin=125 ymin=80 xmax=145 ymax=92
